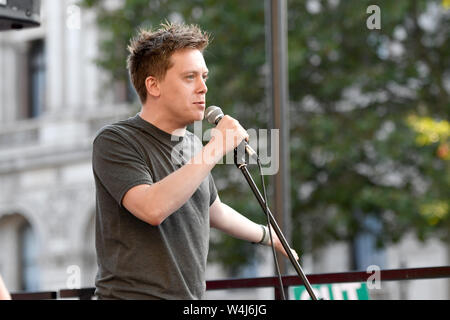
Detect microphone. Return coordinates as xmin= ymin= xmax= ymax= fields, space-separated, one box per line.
xmin=205 ymin=105 xmax=258 ymax=161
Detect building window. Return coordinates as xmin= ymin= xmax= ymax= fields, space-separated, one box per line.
xmin=28 ymin=39 xmax=46 ymax=118
xmin=352 ymin=215 xmax=386 ymax=271
xmin=19 ymin=222 xmax=39 ymax=291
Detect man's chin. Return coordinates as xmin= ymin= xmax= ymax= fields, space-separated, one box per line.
xmin=183 ymin=115 xmax=203 ymax=127
xmin=194 ymin=111 xmax=205 ymax=122
xmin=180 ymin=110 xmax=205 ymax=127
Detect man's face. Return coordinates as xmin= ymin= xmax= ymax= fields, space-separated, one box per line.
xmin=158 ymin=48 xmax=208 ymax=126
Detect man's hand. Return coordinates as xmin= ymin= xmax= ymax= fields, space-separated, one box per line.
xmin=267 ymin=225 xmax=300 ymax=261
xmin=209 ymin=115 xmax=249 ymax=157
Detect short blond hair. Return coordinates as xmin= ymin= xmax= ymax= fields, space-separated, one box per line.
xmin=127 ymin=22 xmax=210 ymax=103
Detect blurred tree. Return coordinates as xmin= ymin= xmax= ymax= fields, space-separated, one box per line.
xmin=81 ymin=0 xmax=449 ymax=274
xmin=286 ymin=0 xmax=449 ymax=264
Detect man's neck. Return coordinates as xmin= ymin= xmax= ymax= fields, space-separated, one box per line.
xmin=139 ymin=106 xmax=186 ymax=137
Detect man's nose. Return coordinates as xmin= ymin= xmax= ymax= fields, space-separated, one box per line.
xmin=197 ymin=77 xmax=208 ymax=94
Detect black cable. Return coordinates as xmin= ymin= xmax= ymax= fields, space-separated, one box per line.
xmin=256 ymin=158 xmax=286 ymax=300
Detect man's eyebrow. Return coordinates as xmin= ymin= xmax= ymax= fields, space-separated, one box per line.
xmin=181 ymin=70 xmax=209 ymax=75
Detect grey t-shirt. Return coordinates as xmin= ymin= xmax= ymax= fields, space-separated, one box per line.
xmin=92 ymin=113 xmax=217 ymax=300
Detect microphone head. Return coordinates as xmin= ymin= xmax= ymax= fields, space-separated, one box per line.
xmin=205 ymin=105 xmax=224 ymax=125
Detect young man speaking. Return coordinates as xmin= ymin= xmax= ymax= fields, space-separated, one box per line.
xmin=92 ymin=22 xmax=297 ymax=300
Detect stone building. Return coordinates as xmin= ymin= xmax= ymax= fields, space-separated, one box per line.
xmin=0 ymin=0 xmax=131 ymax=292
xmin=0 ymin=0 xmax=447 ymax=299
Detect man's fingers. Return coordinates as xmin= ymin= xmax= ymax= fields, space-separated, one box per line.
xmin=283 ymin=248 xmax=299 ymax=261
xmin=291 ymin=249 xmax=299 ymax=261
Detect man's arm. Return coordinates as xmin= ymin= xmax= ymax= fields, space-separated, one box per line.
xmin=209 ymin=196 xmax=299 ymax=260
xmin=123 ymin=115 xmax=248 ymax=226
xmin=122 ymin=141 xmax=218 ymax=226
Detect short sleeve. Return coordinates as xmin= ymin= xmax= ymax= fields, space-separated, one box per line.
xmin=208 ymin=173 xmax=218 ymax=206
xmin=92 ymin=129 xmax=154 ymax=206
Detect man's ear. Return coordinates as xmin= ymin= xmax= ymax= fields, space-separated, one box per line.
xmin=145 ymin=75 xmax=160 ymax=98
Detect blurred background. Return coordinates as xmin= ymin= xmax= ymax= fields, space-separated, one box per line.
xmin=0 ymin=0 xmax=448 ymax=299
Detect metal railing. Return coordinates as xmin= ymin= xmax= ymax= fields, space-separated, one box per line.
xmin=10 ymin=266 xmax=450 ymax=300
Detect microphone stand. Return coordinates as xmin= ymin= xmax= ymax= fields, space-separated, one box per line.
xmin=234 ymin=147 xmax=319 ymax=300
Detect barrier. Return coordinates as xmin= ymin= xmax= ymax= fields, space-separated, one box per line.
xmin=9 ymin=266 xmax=450 ymax=300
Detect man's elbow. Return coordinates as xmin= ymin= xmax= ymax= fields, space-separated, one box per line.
xmin=141 ymin=204 xmax=167 ymax=226
xmin=148 ymin=215 xmax=165 ymax=227
xmin=139 ymin=209 xmax=160 ymax=226
xmin=125 ymin=202 xmax=165 ymax=226
xmin=123 ymin=184 xmax=167 ymax=226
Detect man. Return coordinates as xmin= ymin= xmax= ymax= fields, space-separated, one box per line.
xmin=92 ymin=22 xmax=297 ymax=300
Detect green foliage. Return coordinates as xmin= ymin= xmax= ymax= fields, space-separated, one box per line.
xmin=286 ymin=0 xmax=449 ymax=256
xmin=82 ymin=0 xmax=450 ymax=274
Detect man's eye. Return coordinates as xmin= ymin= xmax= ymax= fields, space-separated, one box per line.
xmin=186 ymin=75 xmax=195 ymax=80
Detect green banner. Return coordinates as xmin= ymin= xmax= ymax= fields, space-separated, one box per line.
xmin=292 ymin=282 xmax=370 ymax=300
